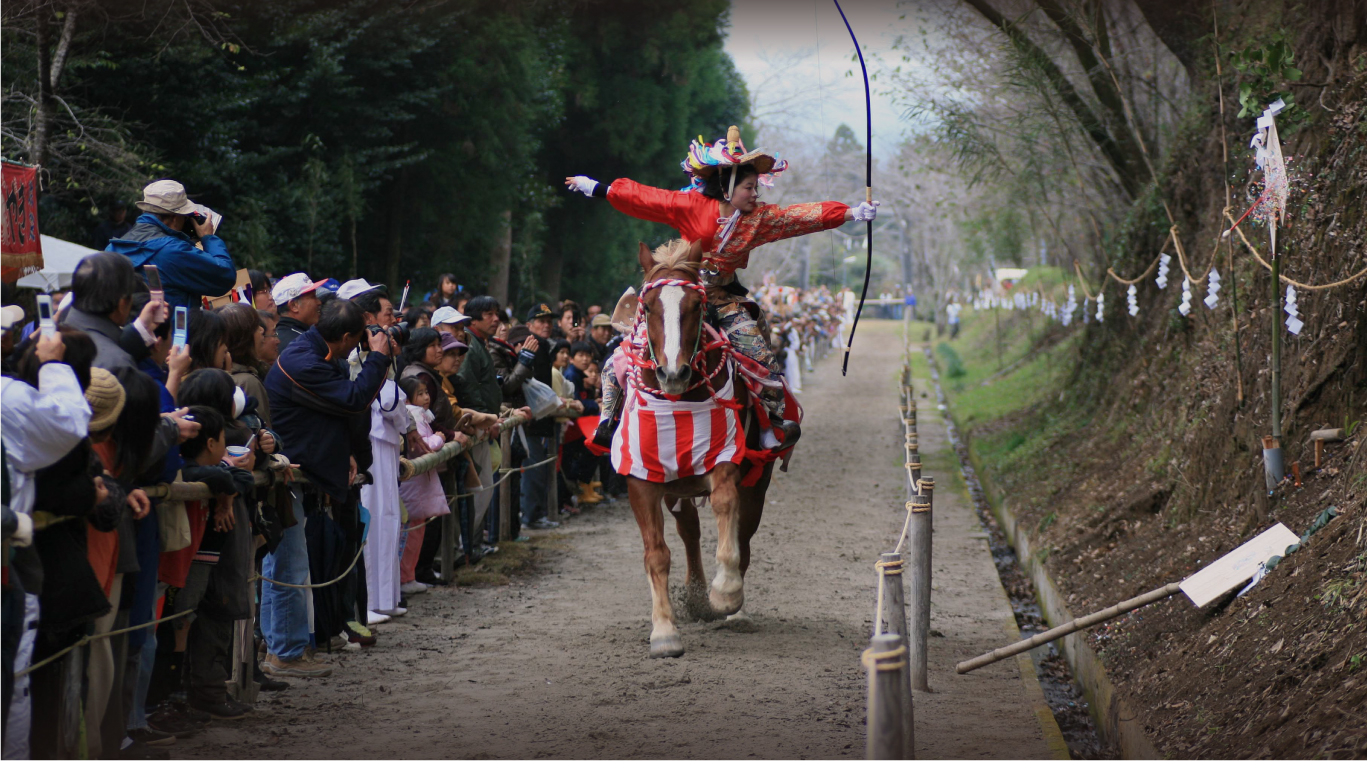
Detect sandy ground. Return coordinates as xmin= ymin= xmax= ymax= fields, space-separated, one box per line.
xmin=176 ymin=320 xmax=1053 ymax=760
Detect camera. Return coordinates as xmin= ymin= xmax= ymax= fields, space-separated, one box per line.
xmin=366 ymin=321 xmax=410 ymax=347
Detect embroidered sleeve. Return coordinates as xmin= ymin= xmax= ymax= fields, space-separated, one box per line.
xmin=749 ymin=201 xmax=849 ymax=246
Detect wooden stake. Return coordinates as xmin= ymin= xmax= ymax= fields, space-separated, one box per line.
xmin=907 ymin=492 xmax=932 ymax=692
xmin=879 ymin=552 xmax=915 ymax=758
xmin=865 ymin=633 xmax=909 ymax=760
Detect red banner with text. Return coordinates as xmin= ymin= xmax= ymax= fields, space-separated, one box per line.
xmin=2 ymin=160 xmax=43 ymax=282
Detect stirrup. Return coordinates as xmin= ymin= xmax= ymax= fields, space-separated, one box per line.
xmin=593 ymin=417 xmax=618 ymax=449
xmin=769 ymin=419 xmax=801 ymax=453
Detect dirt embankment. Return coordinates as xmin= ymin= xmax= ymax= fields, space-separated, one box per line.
xmin=948 ymin=15 xmax=1367 ymax=758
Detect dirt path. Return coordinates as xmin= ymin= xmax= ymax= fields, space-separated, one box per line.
xmin=177 ymin=320 xmax=1055 ymax=760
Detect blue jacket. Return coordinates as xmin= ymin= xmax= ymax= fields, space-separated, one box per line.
xmin=562 ymin=365 xmax=600 ymax=416
xmin=265 ymin=328 xmax=389 ymax=503
xmin=106 ymin=214 xmax=237 ymax=309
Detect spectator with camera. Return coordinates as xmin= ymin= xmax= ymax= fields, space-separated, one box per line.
xmin=271 ymin=273 xmax=328 ymax=351
xmin=340 ymin=279 xmax=410 ymax=621
xmin=261 ymin=298 xmax=394 ymax=677
xmin=106 ymin=180 xmax=238 ymax=309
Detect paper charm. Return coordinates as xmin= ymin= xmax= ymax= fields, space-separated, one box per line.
xmin=1285 ymin=285 xmax=1303 ymax=335
xmin=1156 ymin=254 xmax=1171 ymax=289
xmin=1096 ymin=291 xmax=1105 ymax=323
xmin=1127 ymin=284 xmax=1139 ymax=316
xmin=1083 ymin=298 xmax=1092 ymax=323
xmin=1178 ymin=278 xmax=1192 ymax=316
xmin=1204 ymin=269 xmax=1221 ymax=309
xmin=1062 ymin=285 xmax=1077 ymax=326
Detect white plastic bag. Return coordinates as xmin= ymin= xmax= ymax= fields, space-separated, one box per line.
xmin=522 ymin=378 xmax=562 ymax=420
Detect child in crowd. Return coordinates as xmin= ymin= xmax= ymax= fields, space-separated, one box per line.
xmin=397 ymin=376 xmax=450 ymax=595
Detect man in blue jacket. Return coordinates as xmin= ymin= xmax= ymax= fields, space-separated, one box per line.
xmin=106 ymin=179 xmax=237 ymax=309
xmin=259 ymin=299 xmax=393 ymax=678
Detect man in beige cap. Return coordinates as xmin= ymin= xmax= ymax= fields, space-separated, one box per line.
xmin=106 ymin=179 xmax=237 ymax=309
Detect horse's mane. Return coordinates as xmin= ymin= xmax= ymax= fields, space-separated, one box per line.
xmin=644 ymin=239 xmax=701 ymax=282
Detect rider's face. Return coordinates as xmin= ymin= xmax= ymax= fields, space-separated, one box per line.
xmin=729 ymin=175 xmax=761 ymax=213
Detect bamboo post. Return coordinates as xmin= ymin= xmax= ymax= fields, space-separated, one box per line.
xmin=864 ymin=633 xmax=910 ymax=760
xmin=498 ymin=428 xmax=513 ymax=539
xmin=907 ymin=491 xmax=932 ymax=692
xmin=441 ymin=471 xmax=459 ymax=581
xmin=546 ymin=424 xmax=561 ymax=521
xmin=879 ymin=552 xmax=915 ymax=758
xmin=1270 ymin=232 xmax=1282 ymax=441
xmin=957 ymin=582 xmax=1182 ymax=673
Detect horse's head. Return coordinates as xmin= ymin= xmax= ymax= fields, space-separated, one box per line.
xmin=637 ymin=239 xmax=706 ymax=396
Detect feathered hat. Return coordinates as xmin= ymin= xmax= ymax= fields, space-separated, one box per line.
xmin=680 ymin=125 xmax=789 ymax=194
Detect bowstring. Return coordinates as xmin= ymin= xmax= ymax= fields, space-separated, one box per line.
xmin=815 ymin=0 xmax=839 ymax=284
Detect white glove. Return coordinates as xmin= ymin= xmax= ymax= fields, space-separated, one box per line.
xmin=851 ymin=200 xmax=880 ymax=222
xmin=10 ymin=512 xmax=33 ymax=548
xmin=567 ymin=176 xmax=599 ymax=197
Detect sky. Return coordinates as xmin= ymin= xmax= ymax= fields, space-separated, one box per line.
xmin=723 ymin=0 xmax=943 ymax=160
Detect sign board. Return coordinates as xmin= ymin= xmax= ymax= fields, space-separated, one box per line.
xmin=2 ymin=160 xmax=43 ymax=281
xmin=1179 ymin=523 xmax=1300 ymax=607
xmin=205 ymin=268 xmax=251 ymax=309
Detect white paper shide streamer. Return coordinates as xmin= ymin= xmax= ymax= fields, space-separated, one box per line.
xmin=1284 ymin=285 xmax=1302 ymax=335
xmin=1179 ymin=278 xmax=1192 ymax=316
xmin=1095 ymin=291 xmax=1105 ymax=323
xmin=1204 ymin=269 xmax=1221 ymax=309
xmin=1127 ymin=284 xmax=1139 ymax=317
xmin=1156 ymin=254 xmax=1171 ymax=289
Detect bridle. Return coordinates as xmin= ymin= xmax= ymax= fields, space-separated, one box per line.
xmin=624 ymin=277 xmax=730 ymax=401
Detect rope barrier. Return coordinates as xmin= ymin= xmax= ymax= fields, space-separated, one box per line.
xmin=1227 ymin=211 xmax=1367 ymax=290
xmin=16 ymin=608 xmax=196 ymax=678
xmin=250 ymin=540 xmax=366 ymax=589
xmin=861 ymin=643 xmax=908 ymax=671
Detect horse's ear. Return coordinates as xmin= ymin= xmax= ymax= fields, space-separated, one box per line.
xmin=637 ymin=242 xmax=654 ymax=275
xmin=685 ymin=238 xmax=705 ymax=265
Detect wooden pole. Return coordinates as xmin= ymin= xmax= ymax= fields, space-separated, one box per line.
xmin=879 ymin=552 xmax=915 ymax=759
xmin=956 ymin=582 xmax=1182 ymax=674
xmin=865 ymin=633 xmax=909 ymax=760
xmin=1270 ymin=229 xmax=1282 ymax=440
xmin=498 ymin=429 xmax=513 ymax=540
xmin=546 ymin=424 xmax=561 ymax=521
xmin=907 ymin=491 xmax=932 ymax=692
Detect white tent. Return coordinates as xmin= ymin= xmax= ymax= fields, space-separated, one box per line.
xmin=15 ymin=235 xmax=101 ymax=292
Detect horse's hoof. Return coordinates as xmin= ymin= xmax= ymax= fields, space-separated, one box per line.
xmin=709 ymin=586 xmax=744 ymax=617
xmin=650 ymin=633 xmax=685 ymax=659
xmin=719 ymin=610 xmax=760 ymax=633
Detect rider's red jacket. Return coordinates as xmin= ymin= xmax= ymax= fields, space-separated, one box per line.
xmin=605 ymin=179 xmax=848 ymax=277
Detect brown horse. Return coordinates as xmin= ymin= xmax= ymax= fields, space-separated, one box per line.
xmin=617 ymin=239 xmax=775 ymax=658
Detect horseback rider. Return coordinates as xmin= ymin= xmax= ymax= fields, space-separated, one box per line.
xmin=566 ymin=126 xmax=879 ymax=451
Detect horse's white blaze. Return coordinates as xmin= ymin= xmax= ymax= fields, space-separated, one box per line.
xmin=659 ymin=284 xmax=686 ymax=375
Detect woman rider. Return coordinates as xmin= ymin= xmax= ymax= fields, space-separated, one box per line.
xmin=565 ymin=126 xmax=879 ymax=450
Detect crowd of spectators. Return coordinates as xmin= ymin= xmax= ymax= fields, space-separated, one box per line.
xmin=1 ymin=178 xmax=846 ymax=759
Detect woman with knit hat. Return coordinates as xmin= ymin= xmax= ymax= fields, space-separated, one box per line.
xmin=565 ymin=126 xmax=880 ymax=450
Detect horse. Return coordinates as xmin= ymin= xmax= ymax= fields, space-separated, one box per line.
xmin=613 ymin=238 xmax=776 ymax=658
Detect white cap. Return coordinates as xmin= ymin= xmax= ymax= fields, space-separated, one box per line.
xmin=336 ymin=278 xmax=385 ymax=301
xmin=431 ymin=306 xmax=471 ymax=326
xmin=271 ymin=272 xmax=327 ymax=305
xmin=1 ymin=305 xmax=24 ymax=330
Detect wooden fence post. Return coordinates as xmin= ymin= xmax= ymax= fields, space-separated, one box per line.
xmin=879 ymin=552 xmax=915 ymax=758
xmin=907 ymin=491 xmax=932 ymax=692
xmin=546 ymin=424 xmax=560 ymax=521
xmin=865 ymin=632 xmax=910 ymax=760
xmin=498 ymin=428 xmax=513 ymax=540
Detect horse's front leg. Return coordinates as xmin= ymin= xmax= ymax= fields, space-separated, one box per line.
xmin=707 ymin=463 xmax=744 ymax=616
xmin=668 ymin=496 xmax=710 ymax=620
xmin=629 ymin=478 xmax=683 ymax=658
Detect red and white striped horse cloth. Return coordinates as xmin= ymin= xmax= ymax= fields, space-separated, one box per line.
xmin=611 ymin=371 xmax=748 ymax=483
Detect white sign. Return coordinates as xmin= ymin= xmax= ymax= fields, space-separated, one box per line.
xmin=1179 ymin=523 xmax=1300 ymax=607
